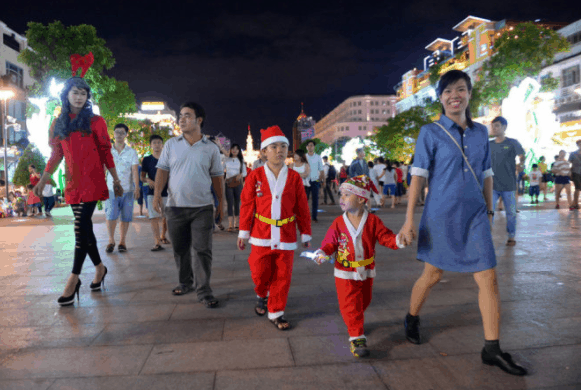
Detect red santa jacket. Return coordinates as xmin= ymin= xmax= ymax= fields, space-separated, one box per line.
xmin=319 ymin=211 xmax=402 ymax=280
xmin=239 ymin=165 xmax=311 ymax=250
xmin=45 ymin=115 xmax=115 ymax=204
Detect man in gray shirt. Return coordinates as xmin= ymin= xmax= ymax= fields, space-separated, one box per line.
xmin=153 ymin=102 xmax=224 ymax=307
xmin=489 ymin=116 xmax=525 ymax=246
xmin=569 ymin=139 xmax=581 ymax=209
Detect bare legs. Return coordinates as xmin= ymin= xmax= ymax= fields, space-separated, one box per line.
xmin=150 ymin=217 xmax=161 ymax=246
xmin=409 ymin=263 xmax=500 ymax=340
xmin=554 ymin=183 xmax=572 ymax=208
xmin=106 ymin=220 xmax=130 ymax=246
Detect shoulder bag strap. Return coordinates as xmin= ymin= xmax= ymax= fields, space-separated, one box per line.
xmin=432 ymin=122 xmax=484 ymax=195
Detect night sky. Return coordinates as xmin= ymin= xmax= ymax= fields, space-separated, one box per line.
xmin=4 ymin=1 xmax=578 ymax=147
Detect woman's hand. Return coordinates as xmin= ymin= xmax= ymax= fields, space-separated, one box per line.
xmin=303 ymin=241 xmax=310 ymax=248
xmin=398 ymin=219 xmax=416 ymax=246
xmin=113 ymin=181 xmax=124 ymax=198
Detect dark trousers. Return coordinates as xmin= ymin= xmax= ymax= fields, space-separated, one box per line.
xmin=323 ymin=180 xmax=335 ymax=204
xmin=166 ymin=205 xmax=214 ymax=298
xmin=305 ymin=180 xmax=320 ymax=221
xmin=71 ymin=201 xmax=102 ymax=275
xmin=225 ymin=183 xmax=242 ymax=217
xmin=43 ymin=196 xmax=55 ymax=213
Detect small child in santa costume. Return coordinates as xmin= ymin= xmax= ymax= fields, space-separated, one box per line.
xmin=237 ymin=125 xmax=312 ymax=330
xmin=314 ymin=175 xmax=406 ymax=357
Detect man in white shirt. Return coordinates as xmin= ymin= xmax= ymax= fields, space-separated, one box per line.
xmin=374 ymin=157 xmax=386 ymax=192
xmin=104 ymin=124 xmax=140 ymax=253
xmin=305 ymin=140 xmax=325 ymax=222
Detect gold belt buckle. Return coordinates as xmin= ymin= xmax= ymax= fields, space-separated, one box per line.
xmin=276 ymin=219 xmax=284 ymax=227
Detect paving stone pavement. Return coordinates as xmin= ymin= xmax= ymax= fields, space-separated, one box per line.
xmin=0 ymin=196 xmax=580 ymax=390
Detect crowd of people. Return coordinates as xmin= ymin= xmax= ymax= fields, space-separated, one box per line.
xmin=14 ymin=57 xmax=581 ymax=377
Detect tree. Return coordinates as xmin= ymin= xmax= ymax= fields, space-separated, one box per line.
xmin=477 ymin=22 xmax=570 ymax=107
xmin=371 ymin=107 xmax=432 ymax=161
xmin=299 ymin=138 xmax=329 ymax=155
xmin=99 ymin=79 xmax=138 ymax=133
xmin=13 ymin=144 xmax=56 ymax=187
xmin=19 ymin=21 xmax=137 ymax=122
xmin=126 ymin=120 xmax=175 ymax=159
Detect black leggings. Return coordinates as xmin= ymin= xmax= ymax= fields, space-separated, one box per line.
xmin=71 ymin=201 xmax=102 ymax=275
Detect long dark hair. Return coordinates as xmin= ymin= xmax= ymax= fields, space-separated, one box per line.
xmin=52 ymin=77 xmax=94 ymax=140
xmin=229 ymin=143 xmax=244 ymax=167
xmin=294 ymin=149 xmax=308 ymax=164
xmin=385 ymin=159 xmax=393 ymax=172
xmin=437 ymin=70 xmax=474 ymax=128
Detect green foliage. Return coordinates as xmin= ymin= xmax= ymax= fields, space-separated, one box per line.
xmin=539 ymin=72 xmax=560 ymax=92
xmin=371 ymin=107 xmax=432 ymax=161
xmin=12 ymin=144 xmax=55 ymax=187
xmin=126 ymin=120 xmax=175 ymax=159
xmin=477 ymin=22 xmax=570 ymax=106
xmin=299 ymin=138 xmax=329 ymax=155
xmin=429 ymin=63 xmax=443 ymax=86
xmin=18 ymin=21 xmax=136 ymax=123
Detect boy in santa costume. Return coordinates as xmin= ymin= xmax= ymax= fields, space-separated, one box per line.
xmin=237 ymin=125 xmax=312 ymax=330
xmin=313 ymin=175 xmax=406 ymax=357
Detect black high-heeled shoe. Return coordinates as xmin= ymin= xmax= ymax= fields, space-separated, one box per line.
xmin=57 ymin=279 xmax=81 ymax=306
xmin=90 ymin=266 xmax=108 ymax=291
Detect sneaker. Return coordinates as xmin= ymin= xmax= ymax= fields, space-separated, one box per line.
xmin=404 ymin=313 xmax=421 ymax=344
xmin=350 ymin=338 xmax=370 ymax=357
xmin=555 ymin=204 xmax=560 ymax=209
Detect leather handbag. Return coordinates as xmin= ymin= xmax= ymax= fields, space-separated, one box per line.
xmin=226 ymin=159 xmax=243 ymax=188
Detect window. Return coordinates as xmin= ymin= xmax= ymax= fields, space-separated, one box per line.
xmin=3 ymin=34 xmax=20 ymax=52
xmin=562 ymin=65 xmax=580 ymax=88
xmin=5 ymin=62 xmax=24 ymax=88
xmin=480 ymin=43 xmax=487 ymax=54
xmin=358 ymin=101 xmax=361 ymax=106
xmin=567 ymin=32 xmax=581 ymax=45
xmin=358 ymin=110 xmax=362 ymax=114
xmin=345 ymin=126 xmax=349 ymax=131
xmin=382 ymin=110 xmax=387 ymax=114
xmin=358 ymin=126 xmax=362 ymax=130
xmin=364 ymin=126 xmax=367 ymax=130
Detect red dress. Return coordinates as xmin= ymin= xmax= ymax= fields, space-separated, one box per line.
xmin=45 ymin=115 xmax=115 ymax=204
xmin=27 ymin=174 xmax=42 ymax=204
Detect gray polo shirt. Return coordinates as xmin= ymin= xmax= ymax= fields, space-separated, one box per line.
xmin=156 ymin=134 xmax=223 ymax=208
xmin=489 ymin=137 xmax=525 ymax=192
xmin=569 ymin=150 xmax=581 ymax=175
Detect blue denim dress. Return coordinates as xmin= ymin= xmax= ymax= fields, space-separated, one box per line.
xmin=411 ymin=115 xmax=496 ymax=272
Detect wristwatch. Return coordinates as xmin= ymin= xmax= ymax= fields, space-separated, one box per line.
xmin=487 ymin=210 xmax=495 ymax=216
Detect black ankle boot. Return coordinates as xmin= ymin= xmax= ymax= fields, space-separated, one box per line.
xmin=404 ymin=313 xmax=421 ymax=344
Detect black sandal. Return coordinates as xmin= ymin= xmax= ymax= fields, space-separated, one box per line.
xmin=151 ymin=244 xmax=164 ymax=251
xmin=172 ymin=284 xmax=193 ymax=296
xmin=105 ymin=243 xmax=115 ymax=253
xmin=255 ymin=297 xmax=268 ymax=316
xmin=199 ymin=295 xmax=219 ymax=308
xmin=270 ymin=316 xmax=291 ymax=331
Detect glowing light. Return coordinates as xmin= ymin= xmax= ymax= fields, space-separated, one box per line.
xmin=26 ymin=97 xmax=52 ymax=160
xmin=141 ymin=102 xmax=165 ymax=111
xmin=50 ymin=78 xmax=64 ymax=98
xmin=0 ymin=89 xmax=15 ymax=99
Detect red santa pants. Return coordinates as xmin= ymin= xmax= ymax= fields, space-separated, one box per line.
xmin=248 ymin=245 xmax=294 ymax=318
xmin=335 ymin=277 xmax=373 ymax=338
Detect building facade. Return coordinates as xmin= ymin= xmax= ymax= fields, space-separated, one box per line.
xmin=292 ymin=104 xmax=316 ymax=152
xmin=124 ymin=100 xmax=178 ymax=134
xmin=314 ymin=95 xmax=397 ymax=145
xmin=539 ymin=19 xmax=581 ymax=143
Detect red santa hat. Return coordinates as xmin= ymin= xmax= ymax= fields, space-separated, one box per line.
xmin=340 ymin=175 xmax=378 ymax=201
xmin=260 ymin=126 xmax=289 ymax=150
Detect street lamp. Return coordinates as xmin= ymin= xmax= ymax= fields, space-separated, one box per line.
xmin=0 ymin=88 xmax=15 ymax=199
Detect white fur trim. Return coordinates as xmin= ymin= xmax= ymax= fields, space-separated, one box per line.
xmin=396 ymin=233 xmax=406 ymax=249
xmin=261 ymin=136 xmax=289 ymax=150
xmin=340 ymin=183 xmax=370 ymax=199
xmin=268 ymin=311 xmax=284 ymax=320
xmin=239 ymin=230 xmax=250 ymax=239
xmin=349 ymin=335 xmax=367 ymax=341
xmin=249 ymin=237 xmax=297 ymax=250
xmin=301 ymin=234 xmax=312 ymax=243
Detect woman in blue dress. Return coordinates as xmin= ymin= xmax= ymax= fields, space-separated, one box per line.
xmin=398 ymin=70 xmax=527 ymax=376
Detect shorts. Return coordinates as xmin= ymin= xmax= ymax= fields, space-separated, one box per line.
xmin=554 ymin=175 xmax=570 ymax=185
xmin=147 ymin=195 xmax=167 ymax=219
xmin=542 ymin=173 xmax=553 ymax=183
xmin=104 ymin=191 xmax=134 ymax=222
xmin=396 ymin=182 xmax=405 ymax=196
xmin=383 ymin=183 xmax=396 ymax=195
xmin=571 ymin=172 xmax=581 ymax=189
xmin=529 ymin=185 xmax=540 ymax=196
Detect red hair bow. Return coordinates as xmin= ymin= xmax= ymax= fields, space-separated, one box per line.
xmin=70 ymin=52 xmax=94 ymax=78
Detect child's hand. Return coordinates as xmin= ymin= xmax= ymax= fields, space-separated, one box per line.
xmin=303 ymin=241 xmax=311 ymax=248
xmin=237 ymin=238 xmax=246 ymax=251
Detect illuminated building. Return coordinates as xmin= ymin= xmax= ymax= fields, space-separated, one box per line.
xmin=125 ymin=100 xmax=178 ymax=135
xmin=0 ymin=20 xmax=35 ymax=184
xmin=314 ymin=95 xmax=397 ymax=145
xmin=291 ymin=103 xmax=315 ymax=151
xmin=395 ymin=16 xmax=567 ymax=115
xmin=539 ymin=18 xmax=581 ymax=147
xmin=242 ymin=125 xmax=260 ymax=166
